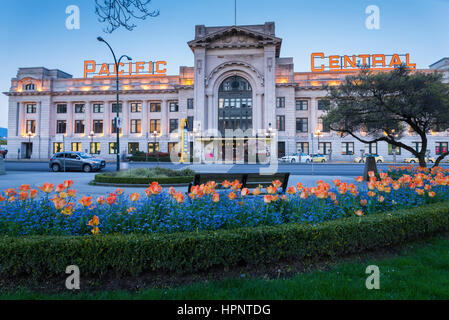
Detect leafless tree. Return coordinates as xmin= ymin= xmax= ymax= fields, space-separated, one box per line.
xmin=95 ymin=0 xmax=160 ymax=33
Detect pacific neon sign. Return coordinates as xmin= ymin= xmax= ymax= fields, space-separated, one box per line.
xmin=84 ymin=60 xmax=167 ymax=78
xmin=311 ymin=53 xmax=416 ymax=72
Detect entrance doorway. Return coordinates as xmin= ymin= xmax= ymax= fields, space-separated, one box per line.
xmin=22 ymin=142 xmax=33 ymax=159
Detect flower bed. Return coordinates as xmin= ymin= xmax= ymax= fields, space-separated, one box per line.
xmin=1 ymin=167 xmax=448 ymax=236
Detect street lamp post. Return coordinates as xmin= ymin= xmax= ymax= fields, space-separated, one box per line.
xmin=89 ymin=131 xmax=95 ymax=155
xmin=97 ymin=36 xmax=132 ymax=172
xmin=152 ymin=130 xmax=159 ymax=164
xmin=27 ymin=131 xmax=33 ymax=159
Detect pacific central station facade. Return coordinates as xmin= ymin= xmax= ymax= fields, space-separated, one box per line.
xmin=5 ymin=22 xmax=449 ymax=161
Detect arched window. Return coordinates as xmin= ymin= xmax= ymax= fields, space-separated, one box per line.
xmin=24 ymin=83 xmax=35 ymax=91
xmin=218 ymin=76 xmax=253 ymax=135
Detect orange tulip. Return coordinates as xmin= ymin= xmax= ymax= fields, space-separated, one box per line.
xmin=4 ymin=188 xmax=17 ymax=197
xmin=287 ymin=186 xmax=297 ymax=195
xmin=115 ymin=188 xmax=124 ymax=195
xmin=252 ymin=188 xmax=261 ymax=196
xmin=39 ymin=183 xmax=54 ymax=194
xmin=67 ymin=189 xmax=77 ymax=198
xmin=263 ymin=195 xmax=272 ymax=204
xmin=212 ymin=193 xmax=220 ymax=202
xmin=228 ymin=192 xmax=237 ymax=200
xmin=355 ymin=176 xmax=364 ymax=183
xmin=107 ymin=193 xmax=117 ymax=205
xmin=377 ymin=195 xmax=385 ymax=203
xmin=222 ymin=180 xmax=231 ymax=189
xmin=63 ymin=180 xmax=74 ymax=188
xmin=281 ymin=195 xmax=288 ymax=201
xmin=266 ymin=185 xmax=277 ymax=194
xmin=19 ymin=184 xmax=30 ymax=192
xmin=241 ymin=188 xmax=250 ymax=197
xmin=360 ymin=199 xmax=367 ymax=207
xmin=29 ymin=189 xmax=38 ymax=199
xmin=53 ymin=198 xmax=66 ymax=210
xmin=272 ymin=180 xmax=282 ymax=188
xmin=96 ymin=196 xmax=106 ymax=205
xmin=55 ymin=183 xmax=66 ymax=193
xmin=355 ymin=210 xmax=364 ymax=216
xmin=78 ymin=195 xmax=93 ymax=207
xmin=88 ymin=215 xmax=100 ymax=227
xmin=130 ymin=192 xmax=140 ymax=202
xmin=174 ymin=192 xmax=184 ymax=203
xmin=61 ymin=204 xmax=74 ymax=216
xmin=428 ymin=191 xmax=436 ymax=197
xmin=91 ymin=227 xmax=100 ymax=236
xmin=19 ymin=191 xmax=28 ymax=201
xmin=368 ymin=191 xmax=376 ymax=197
xmin=127 ymin=207 xmax=136 ymax=213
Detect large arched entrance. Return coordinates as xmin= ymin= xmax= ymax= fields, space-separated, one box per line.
xmin=217 ymin=76 xmax=253 ymax=162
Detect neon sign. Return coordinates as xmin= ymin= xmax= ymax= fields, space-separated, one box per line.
xmin=84 ymin=60 xmax=167 ymax=78
xmin=311 ymin=53 xmax=416 ymax=72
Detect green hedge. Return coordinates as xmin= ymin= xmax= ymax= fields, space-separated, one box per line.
xmin=93 ymin=174 xmax=193 ymax=185
xmin=1 ymin=202 xmax=449 ymax=278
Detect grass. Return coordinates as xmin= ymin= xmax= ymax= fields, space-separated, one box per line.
xmin=99 ymin=167 xmax=195 ymax=179
xmin=2 ymin=234 xmax=449 ymax=300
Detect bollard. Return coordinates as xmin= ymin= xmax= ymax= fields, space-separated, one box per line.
xmin=363 ymin=156 xmax=378 ymax=180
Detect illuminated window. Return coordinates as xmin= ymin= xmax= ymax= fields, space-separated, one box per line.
xmin=169 ymin=102 xmax=179 ymax=112
xmin=90 ymin=142 xmax=101 ymax=154
xmin=71 ymin=142 xmax=82 ymax=152
xmin=365 ymin=143 xmax=378 ymax=155
xmin=130 ymin=102 xmax=142 ymax=113
xmin=276 ymin=115 xmax=285 ymax=131
xmin=109 ymin=142 xmax=117 ymax=154
xmin=435 ymin=142 xmax=448 ymax=155
xmin=319 ymin=142 xmax=332 ymax=155
xmin=130 ymin=119 xmax=141 ymax=133
xmin=148 ymin=142 xmax=159 ymax=153
xmin=388 ymin=144 xmax=401 ymax=155
xmin=128 ymin=142 xmax=139 ymax=154
xmin=168 ymin=142 xmax=178 ymax=153
xmin=26 ymin=120 xmax=36 ymax=134
xmin=150 ymin=119 xmax=161 ymax=134
xmin=93 ymin=104 xmax=103 ymax=113
xmin=53 ymin=142 xmax=63 ymax=154
xmin=150 ymin=103 xmax=161 ymax=112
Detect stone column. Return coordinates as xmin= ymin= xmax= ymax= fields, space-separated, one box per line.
xmin=162 ymin=99 xmax=169 ymax=136
xmin=142 ymin=100 xmax=148 ymax=136
xmin=207 ymin=94 xmax=213 ymax=131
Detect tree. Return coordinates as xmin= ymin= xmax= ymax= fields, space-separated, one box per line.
xmin=95 ymin=0 xmax=159 ymax=33
xmin=322 ymin=66 xmax=449 ymax=168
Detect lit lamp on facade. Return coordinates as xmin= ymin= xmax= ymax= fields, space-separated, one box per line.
xmin=315 ymin=129 xmax=322 ymax=153
xmin=88 ymin=131 xmax=95 ymax=154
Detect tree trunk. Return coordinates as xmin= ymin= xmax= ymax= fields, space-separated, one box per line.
xmin=418 ymin=153 xmax=427 ymax=168
xmin=363 ymin=156 xmax=378 ymax=181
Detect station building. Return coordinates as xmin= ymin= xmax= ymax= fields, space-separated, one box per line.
xmin=4 ymin=22 xmax=449 ymax=162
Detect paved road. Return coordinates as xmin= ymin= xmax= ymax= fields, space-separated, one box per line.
xmin=4 ymin=161 xmax=449 ymax=176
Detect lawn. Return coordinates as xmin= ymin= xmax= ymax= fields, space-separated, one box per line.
xmin=2 ymin=234 xmax=448 ymax=300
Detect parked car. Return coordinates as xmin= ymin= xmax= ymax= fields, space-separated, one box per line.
xmin=354 ymin=154 xmax=384 ymax=163
xmin=311 ymin=154 xmax=328 ymax=163
xmin=49 ymin=152 xmax=106 ymax=172
xmin=280 ymin=152 xmax=312 ymax=163
xmin=403 ymin=157 xmax=436 ymax=164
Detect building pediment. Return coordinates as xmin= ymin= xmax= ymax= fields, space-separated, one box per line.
xmin=188 ymin=25 xmax=282 ymax=57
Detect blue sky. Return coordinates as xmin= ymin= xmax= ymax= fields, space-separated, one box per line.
xmin=1 ymin=0 xmax=448 ymax=128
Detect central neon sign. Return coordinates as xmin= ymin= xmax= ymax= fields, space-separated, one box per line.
xmin=311 ymin=53 xmax=416 ymax=72
xmin=84 ymin=60 xmax=167 ymax=78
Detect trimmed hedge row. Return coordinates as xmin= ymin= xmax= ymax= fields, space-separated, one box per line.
xmin=93 ymin=174 xmax=194 ymax=185
xmin=1 ymin=202 xmax=449 ymax=278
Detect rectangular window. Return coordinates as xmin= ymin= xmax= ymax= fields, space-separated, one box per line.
xmin=150 ymin=119 xmax=161 ymax=134
xmin=109 ymin=142 xmax=117 ymax=154
xmin=435 ymin=142 xmax=448 ymax=155
xmin=74 ymin=120 xmax=85 ymax=134
xmin=128 ymin=142 xmax=139 ymax=154
xmin=26 ymin=104 xmax=36 ymax=113
xmin=278 ymin=141 xmax=286 ymax=158
xmin=388 ymin=144 xmax=401 ymax=155
xmin=317 ymin=118 xmax=330 ymax=132
xmin=276 ymin=97 xmax=285 ymax=108
xmin=295 ymin=99 xmax=308 ymax=111
xmin=74 ymin=104 xmax=85 ymax=113
xmin=296 ymin=118 xmax=308 ymax=132
xmin=187 ymin=98 xmax=194 ymax=109
xmin=187 ymin=116 xmax=194 ymax=132
xmin=56 ymin=104 xmax=67 ymax=114
xmin=413 ymin=142 xmax=422 ymax=152
xmin=296 ymin=142 xmax=309 ymax=154
xmin=276 ymin=115 xmax=285 ymax=131
xmin=93 ymin=103 xmax=103 ymax=113
xmin=341 ymin=142 xmax=354 ymax=155
xmin=150 ymin=102 xmax=161 ymax=112
xmin=111 ymin=119 xmax=122 ymax=134
xmin=130 ymin=119 xmax=141 ymax=133
xmin=26 ymin=120 xmax=36 ymax=134
xmin=365 ymin=143 xmax=378 ymax=155
xmin=319 ymin=142 xmax=332 ymax=155
xmin=148 ymin=142 xmax=159 ymax=153
xmin=71 ymin=142 xmax=82 ymax=152
xmin=53 ymin=142 xmax=63 ymax=154
xmin=168 ymin=142 xmax=178 ymax=154
xmin=93 ymin=120 xmax=103 ymax=134
xmin=317 ymin=99 xmax=330 ymax=111
xmin=56 ymin=120 xmax=67 ymax=134
xmin=90 ymin=142 xmax=101 ymax=155
xmin=169 ymin=119 xmax=178 ymax=133
xmin=111 ymin=103 xmax=122 ymax=113
xmin=169 ymin=102 xmax=179 ymax=112
xmin=130 ymin=102 xmax=142 ymax=113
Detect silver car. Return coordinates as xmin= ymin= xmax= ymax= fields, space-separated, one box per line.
xmin=49 ymin=152 xmax=106 ymax=172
